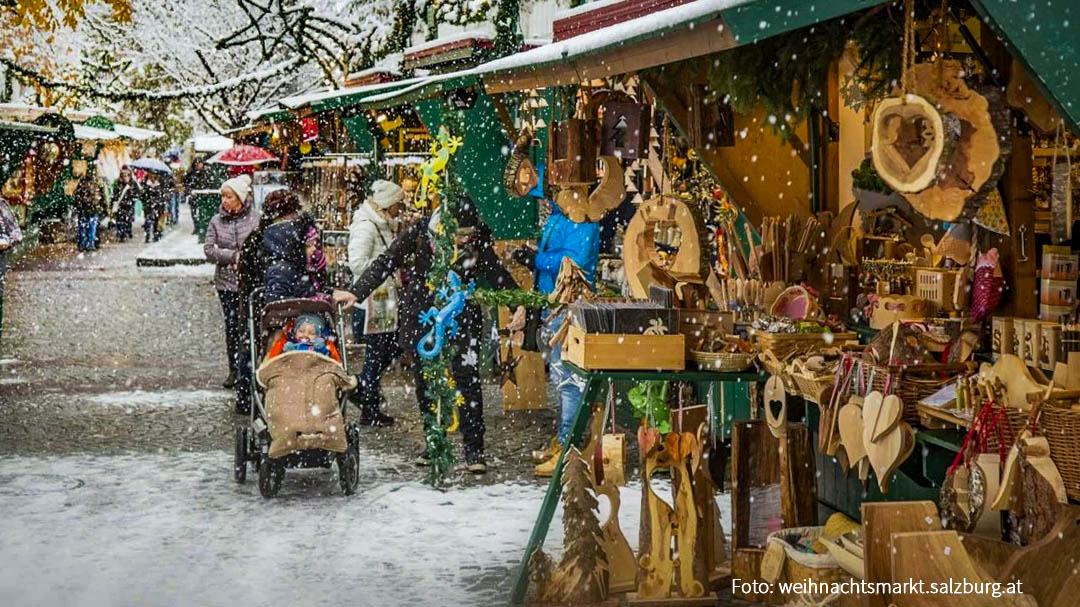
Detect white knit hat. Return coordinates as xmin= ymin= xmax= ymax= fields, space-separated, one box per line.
xmin=221 ymin=174 xmax=252 ymax=202
xmin=370 ymin=179 xmax=405 ymax=209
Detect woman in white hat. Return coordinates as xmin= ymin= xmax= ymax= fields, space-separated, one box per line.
xmin=346 ymin=179 xmax=406 ymax=426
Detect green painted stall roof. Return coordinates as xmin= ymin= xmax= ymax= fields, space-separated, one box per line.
xmin=475 ymin=0 xmax=893 ymax=90
xmin=279 ymin=78 xmax=427 ymax=115
xmin=354 ymin=72 xmax=481 ymax=111
xmin=972 ymin=0 xmax=1080 ymax=135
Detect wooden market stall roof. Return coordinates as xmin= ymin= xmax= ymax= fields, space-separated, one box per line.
xmin=476 ymin=0 xmax=894 ymax=93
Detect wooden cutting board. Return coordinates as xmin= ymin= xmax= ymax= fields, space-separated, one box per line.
xmin=870 ymin=394 xmax=903 ymax=442
xmin=862 ymin=501 xmax=942 ymax=607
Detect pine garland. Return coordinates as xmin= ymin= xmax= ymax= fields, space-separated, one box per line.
xmin=471 ymin=288 xmax=550 ymax=309
xmin=417 ymin=105 xmax=466 ymax=484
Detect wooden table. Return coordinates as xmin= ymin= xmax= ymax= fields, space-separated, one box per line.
xmin=509 ymin=362 xmax=765 ymax=604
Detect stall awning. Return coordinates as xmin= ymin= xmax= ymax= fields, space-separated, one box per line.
xmin=971 ymin=0 xmax=1080 ymax=135
xmin=114 ymin=124 xmax=165 ymax=141
xmin=0 ymin=120 xmax=57 ymax=135
xmin=479 ymin=0 xmax=892 ymax=93
xmin=278 ymin=77 xmax=424 ymax=114
xmin=73 ymin=124 xmax=120 ymax=141
xmin=354 ymin=71 xmax=481 ymax=111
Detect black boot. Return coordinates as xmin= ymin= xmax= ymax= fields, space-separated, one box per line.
xmin=223 ymin=370 xmax=236 ymax=389
xmin=359 ymin=405 xmax=395 ymax=427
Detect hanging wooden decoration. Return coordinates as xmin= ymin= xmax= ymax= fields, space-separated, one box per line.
xmin=601 ymin=102 xmax=651 ymax=160
xmin=1050 ymin=123 xmax=1073 ymax=244
xmin=870 ymin=3 xmax=1009 ymax=221
xmin=502 ymin=130 xmax=539 ymax=198
xmin=622 ymin=195 xmax=709 ymax=299
xmin=870 ymin=94 xmax=947 ymax=194
xmin=547 ymin=118 xmax=597 ymax=185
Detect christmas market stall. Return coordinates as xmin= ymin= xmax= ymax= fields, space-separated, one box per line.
xmin=431 ymin=0 xmax=1080 ymax=605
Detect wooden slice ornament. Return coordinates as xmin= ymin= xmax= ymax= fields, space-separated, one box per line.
xmin=871 ymin=94 xmax=947 ymax=193
xmin=871 ymin=4 xmax=1010 ymax=222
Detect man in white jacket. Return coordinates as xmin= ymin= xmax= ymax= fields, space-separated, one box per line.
xmin=347 ymin=179 xmax=406 ymax=426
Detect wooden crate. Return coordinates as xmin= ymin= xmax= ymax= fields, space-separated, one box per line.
xmin=915 ymin=268 xmax=967 ymax=315
xmin=564 ymin=325 xmax=685 ymax=371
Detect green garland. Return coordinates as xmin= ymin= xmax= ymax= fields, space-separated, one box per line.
xmin=418 ymin=105 xmax=467 ymax=484
xmin=471 ymin=288 xmax=551 ymax=309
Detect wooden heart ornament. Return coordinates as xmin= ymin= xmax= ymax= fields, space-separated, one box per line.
xmin=871 ymin=394 xmax=903 ymax=442
xmin=867 ymin=422 xmax=915 ymax=494
xmin=871 ymin=94 xmax=945 ymax=193
xmin=764 ymin=375 xmax=787 ymax=438
xmin=838 ymin=399 xmax=866 ymax=466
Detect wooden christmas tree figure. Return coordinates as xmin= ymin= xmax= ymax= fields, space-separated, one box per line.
xmin=536 ymin=447 xmax=609 ymax=604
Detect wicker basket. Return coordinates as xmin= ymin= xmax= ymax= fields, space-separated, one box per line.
xmin=758 ymin=350 xmax=797 ymax=392
xmin=765 ymin=526 xmax=848 ymax=593
xmin=691 ymin=350 xmax=756 ymax=372
xmin=867 ymin=363 xmax=965 ymax=424
xmin=1037 ymin=405 xmax=1080 ymax=501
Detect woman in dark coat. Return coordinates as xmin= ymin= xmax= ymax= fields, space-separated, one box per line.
xmin=260 ymin=189 xmax=327 ymax=304
xmin=111 ymin=167 xmax=140 ymax=242
xmin=142 ymin=174 xmax=170 ymax=242
xmin=334 ymin=195 xmax=517 ymax=474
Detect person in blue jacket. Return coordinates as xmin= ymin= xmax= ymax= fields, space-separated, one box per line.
xmin=512 ymin=199 xmax=600 ymax=476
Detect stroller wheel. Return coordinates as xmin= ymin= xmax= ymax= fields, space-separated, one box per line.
xmin=258 ymin=457 xmax=283 ymax=498
xmin=233 ymin=427 xmax=248 ymax=483
xmin=338 ymin=442 xmax=360 ymax=496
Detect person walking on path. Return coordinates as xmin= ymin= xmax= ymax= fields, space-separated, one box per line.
xmin=142 ymin=174 xmax=170 ymax=242
xmin=346 ymin=179 xmax=406 ymax=427
xmin=73 ymin=175 xmax=104 ymax=252
xmin=334 ymin=196 xmax=520 ymax=474
xmin=512 ymin=199 xmax=600 ymax=475
xmin=184 ymin=159 xmax=216 ymax=234
xmin=0 ymin=193 xmax=24 ymax=346
xmin=111 ymin=167 xmax=140 ymax=242
xmin=204 ymin=174 xmax=260 ymax=410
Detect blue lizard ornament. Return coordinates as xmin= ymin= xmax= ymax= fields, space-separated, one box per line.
xmin=417 ymin=271 xmax=475 ymax=359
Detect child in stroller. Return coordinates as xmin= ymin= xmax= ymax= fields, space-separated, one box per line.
xmin=233 ymin=295 xmax=360 ymax=498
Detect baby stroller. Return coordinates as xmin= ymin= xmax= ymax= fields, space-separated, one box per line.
xmin=233 ymin=289 xmax=361 ymax=498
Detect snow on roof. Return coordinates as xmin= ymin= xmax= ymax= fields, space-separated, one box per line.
xmin=555 ymin=0 xmax=627 ymax=20
xmin=403 ymin=25 xmax=496 ymax=57
xmin=0 ymin=120 xmax=57 ymax=134
xmin=189 ymin=134 xmax=234 ymax=153
xmin=245 ymin=106 xmax=280 ymax=121
xmin=73 ymin=124 xmax=120 ymax=141
xmin=346 ymin=53 xmax=404 ymax=81
xmin=278 ymin=75 xmax=428 ymax=109
xmin=114 ymin=124 xmax=165 ymax=141
xmin=475 ymin=0 xmax=749 ymax=76
xmin=359 ymin=68 xmax=479 ymax=107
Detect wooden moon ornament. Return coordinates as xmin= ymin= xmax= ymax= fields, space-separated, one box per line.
xmin=623 ymin=195 xmax=708 ymax=299
xmin=554 ymin=156 xmax=625 ymax=224
xmin=871 ymin=93 xmax=946 ymax=193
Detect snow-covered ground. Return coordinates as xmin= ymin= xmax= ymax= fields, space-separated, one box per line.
xmin=135 ymin=212 xmax=209 ymax=266
xmin=0 ymin=452 xmax=731 ymax=607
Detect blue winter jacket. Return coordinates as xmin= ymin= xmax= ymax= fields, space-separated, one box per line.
xmin=535 ymin=204 xmax=600 ymax=294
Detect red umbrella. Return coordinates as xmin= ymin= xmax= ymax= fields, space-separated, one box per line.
xmin=206 ymin=144 xmax=278 ymax=166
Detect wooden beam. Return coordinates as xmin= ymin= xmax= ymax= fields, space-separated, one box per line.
xmin=483 ymin=18 xmax=738 ymax=94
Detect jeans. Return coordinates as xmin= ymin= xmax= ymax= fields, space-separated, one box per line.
xmin=169 ymin=194 xmax=180 ymax=225
xmin=544 ymin=311 xmax=584 ymax=445
xmin=77 ymin=215 xmax=98 ymax=251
